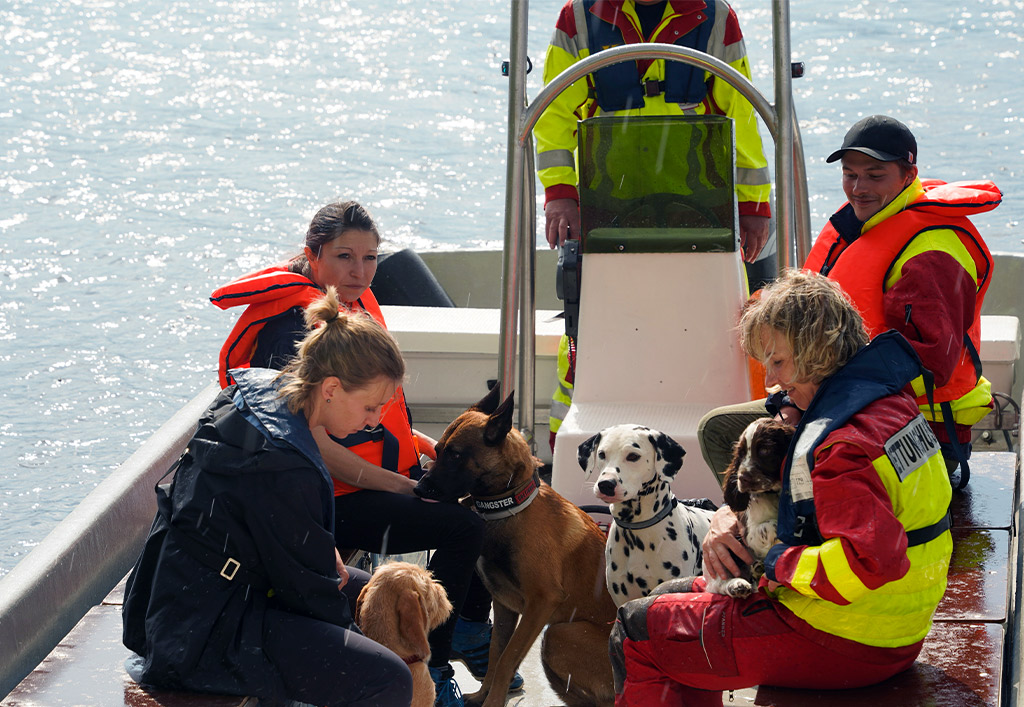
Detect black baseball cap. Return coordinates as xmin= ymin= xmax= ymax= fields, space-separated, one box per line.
xmin=826 ymin=115 xmax=917 ymax=164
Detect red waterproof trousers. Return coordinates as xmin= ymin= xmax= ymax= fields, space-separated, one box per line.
xmin=611 ymin=579 xmax=922 ymax=707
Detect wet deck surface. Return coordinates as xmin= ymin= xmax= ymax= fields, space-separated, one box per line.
xmin=753 ymin=450 xmax=1018 ymax=707
xmin=1 ymin=584 xmax=251 ymax=707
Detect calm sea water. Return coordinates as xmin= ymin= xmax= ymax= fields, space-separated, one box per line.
xmin=1 ymin=0 xmax=1022 ymax=575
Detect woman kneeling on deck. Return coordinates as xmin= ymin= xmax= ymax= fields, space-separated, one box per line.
xmin=123 ymin=288 xmax=412 ymax=706
xmin=610 ymin=270 xmax=953 ymax=706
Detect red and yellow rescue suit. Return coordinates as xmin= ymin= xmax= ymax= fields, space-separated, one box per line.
xmin=535 ymin=0 xmax=771 ymax=215
xmin=211 ymin=264 xmax=420 ymax=495
xmin=610 ymin=332 xmax=953 ymax=705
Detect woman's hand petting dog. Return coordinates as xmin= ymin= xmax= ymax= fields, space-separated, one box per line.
xmin=701 ymin=506 xmax=753 ymax=581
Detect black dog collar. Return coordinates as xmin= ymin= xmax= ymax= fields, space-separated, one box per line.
xmin=614 ymin=498 xmax=678 ymax=530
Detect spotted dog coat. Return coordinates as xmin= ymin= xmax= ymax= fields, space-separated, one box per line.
xmin=578 ymin=425 xmax=715 ymax=607
xmin=706 ymin=417 xmax=793 ymax=598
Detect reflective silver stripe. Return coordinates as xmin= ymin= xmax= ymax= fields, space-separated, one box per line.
xmin=550 ymin=26 xmax=577 ymax=57
xmin=549 ymin=399 xmax=571 ymax=424
xmin=703 ymin=0 xmax=746 ymax=66
xmin=537 ymin=148 xmax=576 ymax=170
xmin=571 ymin=0 xmax=590 ymax=53
xmin=737 ymin=165 xmax=772 ymax=185
xmin=556 ymin=378 xmax=574 ymax=399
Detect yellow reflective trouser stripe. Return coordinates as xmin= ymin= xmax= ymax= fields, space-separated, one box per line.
xmin=549 ymin=334 xmax=574 ymax=433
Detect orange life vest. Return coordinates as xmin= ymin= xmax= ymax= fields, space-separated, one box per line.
xmin=211 ymin=265 xmax=421 ymax=495
xmin=804 ymin=179 xmax=998 ymax=408
xmin=211 ymin=264 xmax=324 ymax=388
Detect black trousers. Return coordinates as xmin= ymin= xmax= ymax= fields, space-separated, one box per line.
xmin=263 ymin=603 xmax=412 ymax=707
xmin=334 ymin=490 xmax=487 ymax=665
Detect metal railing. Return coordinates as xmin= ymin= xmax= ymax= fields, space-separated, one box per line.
xmin=498 ymin=0 xmax=811 ymax=444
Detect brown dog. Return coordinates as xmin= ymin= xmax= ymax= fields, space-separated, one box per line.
xmin=415 ymin=387 xmax=616 ymax=707
xmin=355 ymin=561 xmax=454 ymax=707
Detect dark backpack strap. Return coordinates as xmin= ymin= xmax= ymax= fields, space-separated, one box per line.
xmin=906 ymin=509 xmax=952 ymax=547
xmin=941 ymin=400 xmax=971 ymax=490
xmin=330 ymin=424 xmax=401 ymax=472
xmin=964 ymin=333 xmax=984 ymax=380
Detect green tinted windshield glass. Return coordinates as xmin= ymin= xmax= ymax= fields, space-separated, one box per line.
xmin=578 ymin=115 xmax=737 ymax=253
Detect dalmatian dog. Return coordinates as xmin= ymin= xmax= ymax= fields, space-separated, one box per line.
xmin=578 ymin=425 xmax=715 ymax=607
xmin=706 ymin=417 xmax=794 ymax=598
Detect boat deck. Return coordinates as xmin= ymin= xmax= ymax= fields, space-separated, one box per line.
xmin=2 ymin=452 xmax=1017 ymax=707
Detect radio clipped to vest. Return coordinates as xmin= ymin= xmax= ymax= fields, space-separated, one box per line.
xmin=556 ymin=235 xmax=581 ymax=339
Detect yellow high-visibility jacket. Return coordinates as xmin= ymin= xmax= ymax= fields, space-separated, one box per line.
xmin=535 ymin=0 xmax=771 ymax=217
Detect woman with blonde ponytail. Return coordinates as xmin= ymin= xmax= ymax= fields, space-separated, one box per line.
xmin=211 ymin=202 xmax=507 ymax=703
xmin=123 ymin=288 xmax=413 ymax=707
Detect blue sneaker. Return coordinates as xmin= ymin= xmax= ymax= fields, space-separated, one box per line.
xmin=450 ymin=618 xmax=525 ymax=692
xmin=428 ymin=664 xmax=464 ymax=707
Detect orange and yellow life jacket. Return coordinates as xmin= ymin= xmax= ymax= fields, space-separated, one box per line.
xmin=211 ymin=265 xmax=421 ymax=495
xmin=804 ymin=179 xmax=998 ymax=425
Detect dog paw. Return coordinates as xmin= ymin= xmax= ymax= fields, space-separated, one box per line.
xmin=750 ymin=560 xmax=766 ymax=581
xmin=725 ymin=578 xmax=754 ymax=598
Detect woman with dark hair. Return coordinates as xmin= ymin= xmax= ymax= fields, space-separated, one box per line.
xmin=211 ymin=201 xmax=515 ymax=705
xmin=124 ymin=289 xmax=412 ymax=706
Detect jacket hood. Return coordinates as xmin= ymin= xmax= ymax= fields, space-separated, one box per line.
xmin=190 ymin=368 xmax=329 ymax=485
xmin=800 ymin=330 xmax=923 ymax=442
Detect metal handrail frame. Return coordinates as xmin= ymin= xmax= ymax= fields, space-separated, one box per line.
xmin=499 ymin=1 xmax=809 ymax=441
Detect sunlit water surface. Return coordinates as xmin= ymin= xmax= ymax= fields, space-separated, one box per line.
xmin=1 ymin=0 xmax=1022 ymax=574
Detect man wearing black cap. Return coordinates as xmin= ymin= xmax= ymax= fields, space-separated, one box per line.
xmin=825 ymin=114 xmax=919 ymax=222
xmin=698 ymin=115 xmax=999 ymax=516
xmin=804 ymin=115 xmax=999 ymax=486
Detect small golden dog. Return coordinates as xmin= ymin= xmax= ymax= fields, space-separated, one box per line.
xmin=355 ymin=561 xmax=453 ymax=707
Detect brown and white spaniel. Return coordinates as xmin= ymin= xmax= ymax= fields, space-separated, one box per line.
xmin=707 ymin=417 xmax=794 ymax=598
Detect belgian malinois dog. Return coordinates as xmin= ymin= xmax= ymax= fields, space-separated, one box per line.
xmin=415 ymin=387 xmax=616 ymax=707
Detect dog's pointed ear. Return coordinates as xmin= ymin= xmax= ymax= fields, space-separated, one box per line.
xmin=483 ymin=391 xmax=515 ymax=446
xmin=577 ymin=432 xmax=602 ymax=475
xmin=650 ymin=431 xmax=685 ymax=477
xmin=471 ymin=382 xmax=503 ymax=415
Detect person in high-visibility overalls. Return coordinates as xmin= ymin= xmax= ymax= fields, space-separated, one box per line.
xmin=537 ymin=0 xmax=775 ymax=449
xmin=612 ymin=271 xmax=952 ymax=704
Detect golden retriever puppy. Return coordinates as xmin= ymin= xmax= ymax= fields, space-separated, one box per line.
xmin=355 ymin=561 xmax=453 ymax=707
